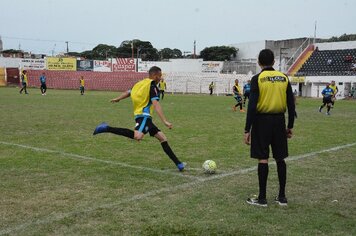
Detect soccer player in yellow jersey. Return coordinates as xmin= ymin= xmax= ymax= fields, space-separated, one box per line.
xmin=79 ymin=76 xmax=85 ymax=95
xmin=158 ymin=78 xmax=167 ymax=100
xmin=93 ymin=66 xmax=185 ymax=171
xmin=244 ymin=49 xmax=295 ymax=207
xmin=329 ymin=80 xmax=339 ymax=108
xmin=19 ymin=70 xmax=28 ymax=94
xmin=232 ymin=79 xmax=245 ymax=112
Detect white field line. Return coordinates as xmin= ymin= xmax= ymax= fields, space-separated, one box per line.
xmin=0 ymin=141 xmax=199 ymax=180
xmin=0 ymin=142 xmax=355 ymax=235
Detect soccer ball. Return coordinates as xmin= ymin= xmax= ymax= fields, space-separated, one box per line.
xmin=202 ymin=160 xmax=217 ymax=174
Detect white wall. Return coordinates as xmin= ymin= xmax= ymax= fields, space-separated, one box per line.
xmin=0 ymin=57 xmax=21 ymax=67
xmin=230 ymin=41 xmax=265 ymax=61
xmin=138 ymin=59 xmax=223 ymax=73
xmin=304 ymin=76 xmax=356 ymax=98
xmin=315 ymin=41 xmax=356 ymax=50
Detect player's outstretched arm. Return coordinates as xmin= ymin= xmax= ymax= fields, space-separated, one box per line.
xmin=152 ymin=100 xmax=172 ymax=129
xmin=111 ymin=90 xmax=130 ymax=103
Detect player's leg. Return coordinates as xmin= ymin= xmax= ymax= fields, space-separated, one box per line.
xmin=93 ymin=122 xmax=135 ymax=139
xmin=247 ymin=115 xmax=270 ymax=207
xmin=43 ymin=84 xmax=47 ymax=94
xmin=238 ymin=97 xmax=245 ymax=112
xmin=319 ymin=99 xmax=326 ymax=112
xmin=271 ymin=115 xmax=288 ymax=206
xmin=151 ymin=123 xmax=184 ymax=171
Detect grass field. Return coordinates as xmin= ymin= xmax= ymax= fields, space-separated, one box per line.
xmin=0 ymin=87 xmax=355 ymax=235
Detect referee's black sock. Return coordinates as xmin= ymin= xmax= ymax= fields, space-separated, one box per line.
xmin=107 ymin=127 xmax=134 ymax=139
xmin=258 ymin=163 xmax=269 ymax=200
xmin=161 ymin=141 xmax=181 ymax=165
xmin=277 ymin=160 xmax=287 ymax=198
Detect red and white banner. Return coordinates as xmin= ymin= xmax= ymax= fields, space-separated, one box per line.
xmin=112 ymin=58 xmax=136 ymax=72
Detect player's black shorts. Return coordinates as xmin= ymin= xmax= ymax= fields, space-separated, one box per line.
xmin=250 ymin=113 xmax=288 ymax=160
xmin=135 ymin=116 xmax=160 ymax=136
xmin=323 ymin=97 xmax=332 ymax=104
xmin=234 ymin=96 xmax=242 ymax=103
xmin=244 ymin=92 xmax=250 ymax=99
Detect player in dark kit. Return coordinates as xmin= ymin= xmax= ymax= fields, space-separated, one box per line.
xmin=244 ymin=49 xmax=295 ymax=207
xmin=243 ymin=80 xmax=251 ymax=107
xmin=93 ymin=66 xmax=185 ymax=171
xmin=232 ymin=79 xmax=245 ymax=112
xmin=319 ymin=83 xmax=334 ymax=115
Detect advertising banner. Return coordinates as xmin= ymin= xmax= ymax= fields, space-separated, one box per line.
xmin=112 ymin=58 xmax=136 ymax=72
xmin=201 ymin=62 xmax=223 ymax=73
xmin=20 ymin=59 xmax=46 ymax=70
xmin=77 ymin=60 xmax=93 ymax=71
xmin=93 ymin=60 xmax=112 ymax=72
xmin=46 ymin=57 xmax=77 ymax=71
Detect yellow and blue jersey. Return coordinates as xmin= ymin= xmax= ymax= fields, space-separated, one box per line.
xmin=21 ymin=72 xmax=28 ymax=84
xmin=329 ymin=85 xmax=338 ymax=95
xmin=158 ymin=81 xmax=166 ymax=91
xmin=233 ymin=84 xmax=242 ymax=96
xmin=130 ymin=78 xmax=160 ymax=118
xmin=80 ymin=79 xmax=85 ymax=87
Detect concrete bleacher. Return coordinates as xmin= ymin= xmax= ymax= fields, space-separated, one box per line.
xmin=296 ymin=49 xmax=356 ymax=76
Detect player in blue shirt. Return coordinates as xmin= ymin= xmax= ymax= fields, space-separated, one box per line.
xmin=39 ymin=72 xmax=47 ymax=95
xmin=319 ymin=83 xmax=334 ymax=115
xmin=243 ymin=80 xmax=251 ymax=107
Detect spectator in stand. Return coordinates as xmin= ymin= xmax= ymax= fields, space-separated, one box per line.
xmin=344 ymin=55 xmax=353 ymax=63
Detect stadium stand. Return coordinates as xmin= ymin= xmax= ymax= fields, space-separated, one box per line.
xmin=296 ymin=49 xmax=356 ymax=76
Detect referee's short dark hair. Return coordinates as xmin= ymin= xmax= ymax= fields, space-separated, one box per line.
xmin=258 ymin=49 xmax=274 ymax=66
xmin=149 ymin=66 xmax=161 ymax=75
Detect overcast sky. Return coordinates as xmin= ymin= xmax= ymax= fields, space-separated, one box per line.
xmin=0 ymin=0 xmax=355 ymax=55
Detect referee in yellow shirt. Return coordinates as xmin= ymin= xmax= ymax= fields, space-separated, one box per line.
xmin=244 ymin=49 xmax=295 ymax=207
xmin=93 ymin=66 xmax=185 ymax=171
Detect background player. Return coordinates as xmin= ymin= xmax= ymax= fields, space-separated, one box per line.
xmin=158 ymin=78 xmax=167 ymax=100
xmin=319 ymin=83 xmax=334 ymax=115
xmin=243 ymin=80 xmax=251 ymax=107
xmin=232 ymin=79 xmax=244 ymax=112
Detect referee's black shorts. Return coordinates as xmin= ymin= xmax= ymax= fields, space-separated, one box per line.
xmin=251 ymin=113 xmax=288 ymax=160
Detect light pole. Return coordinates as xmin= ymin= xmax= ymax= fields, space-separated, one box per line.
xmin=136 ymin=47 xmax=141 ymax=72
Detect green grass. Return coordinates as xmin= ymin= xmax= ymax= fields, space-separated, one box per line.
xmin=0 ymin=87 xmax=355 ymax=235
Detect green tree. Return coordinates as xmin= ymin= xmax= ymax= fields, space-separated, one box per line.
xmin=117 ymin=39 xmax=159 ymax=61
xmin=159 ymin=48 xmax=183 ymax=59
xmin=80 ymin=50 xmax=94 ymax=60
xmin=92 ymin=44 xmax=117 ymax=60
xmin=200 ymin=46 xmax=237 ymax=61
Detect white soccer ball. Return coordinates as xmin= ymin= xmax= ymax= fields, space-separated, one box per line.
xmin=202 ymin=160 xmax=217 ymax=174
